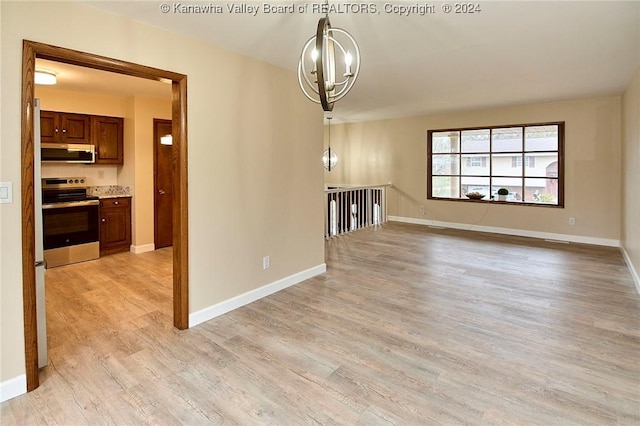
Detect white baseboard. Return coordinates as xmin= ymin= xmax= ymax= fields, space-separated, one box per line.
xmin=0 ymin=374 xmax=26 ymax=403
xmin=130 ymin=243 xmax=155 ymax=254
xmin=388 ymin=216 xmax=620 ymax=247
xmin=189 ymin=264 xmax=327 ymax=328
xmin=620 ymin=245 xmax=640 ymax=295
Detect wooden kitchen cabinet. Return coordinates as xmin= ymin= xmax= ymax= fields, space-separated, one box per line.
xmin=92 ymin=115 xmax=124 ymax=165
xmin=99 ymin=197 xmax=131 ymax=256
xmin=40 ymin=110 xmax=91 ymax=144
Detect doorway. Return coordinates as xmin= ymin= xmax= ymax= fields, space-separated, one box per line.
xmin=154 ymin=119 xmax=173 ymax=249
xmin=21 ymin=40 xmax=189 ymax=392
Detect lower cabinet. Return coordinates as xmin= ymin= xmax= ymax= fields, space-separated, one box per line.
xmin=100 ymin=197 xmax=131 ymax=256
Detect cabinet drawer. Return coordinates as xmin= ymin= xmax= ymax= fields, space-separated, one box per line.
xmin=100 ymin=197 xmax=130 ymax=208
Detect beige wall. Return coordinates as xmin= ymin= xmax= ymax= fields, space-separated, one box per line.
xmin=121 ymin=96 xmax=172 ymax=248
xmin=621 ymin=68 xmax=640 ymax=286
xmin=325 ymin=97 xmax=622 ymax=241
xmin=1 ymin=1 xmax=324 ymax=385
xmin=36 ymin=86 xmax=128 ymax=116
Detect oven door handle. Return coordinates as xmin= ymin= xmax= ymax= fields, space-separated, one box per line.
xmin=42 ymin=200 xmax=100 ymax=209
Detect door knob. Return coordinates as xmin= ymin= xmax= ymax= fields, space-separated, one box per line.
xmin=159 ymin=190 xmax=165 ymax=195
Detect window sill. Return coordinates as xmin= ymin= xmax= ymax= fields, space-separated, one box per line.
xmin=428 ymin=197 xmax=562 ymax=208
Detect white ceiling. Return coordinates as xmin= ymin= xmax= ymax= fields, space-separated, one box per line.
xmin=36 ymin=58 xmax=172 ymax=99
xmin=63 ymin=1 xmax=640 ymax=122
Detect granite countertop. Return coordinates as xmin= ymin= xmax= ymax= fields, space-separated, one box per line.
xmin=87 ymin=185 xmax=132 ymax=199
xmin=97 ymin=193 xmax=133 ymax=199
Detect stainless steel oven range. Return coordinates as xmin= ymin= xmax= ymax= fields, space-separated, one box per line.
xmin=42 ymin=177 xmax=100 ymax=268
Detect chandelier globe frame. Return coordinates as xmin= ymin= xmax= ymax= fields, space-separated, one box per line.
xmin=297 ymin=16 xmax=361 ymax=112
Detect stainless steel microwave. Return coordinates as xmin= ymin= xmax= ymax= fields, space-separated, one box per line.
xmin=41 ymin=143 xmax=95 ymax=164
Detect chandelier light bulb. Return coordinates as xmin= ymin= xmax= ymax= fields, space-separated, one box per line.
xmin=311 ymin=48 xmax=318 ymax=74
xmin=344 ymin=51 xmax=353 ymax=76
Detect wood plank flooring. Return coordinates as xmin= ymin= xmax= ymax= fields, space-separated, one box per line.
xmin=2 ymin=222 xmax=639 ymax=424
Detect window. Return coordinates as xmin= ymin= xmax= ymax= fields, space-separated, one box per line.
xmin=466 ymin=156 xmax=487 ymax=167
xmin=512 ymin=156 xmax=536 ymax=168
xmin=428 ymin=122 xmax=564 ymax=206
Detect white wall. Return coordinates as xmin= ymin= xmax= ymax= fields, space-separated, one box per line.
xmin=0 ymin=1 xmax=324 ymax=389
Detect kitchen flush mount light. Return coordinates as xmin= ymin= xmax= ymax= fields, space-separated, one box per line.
xmin=160 ymin=134 xmax=173 ymax=145
xmin=298 ymin=11 xmax=360 ymax=111
xmin=34 ymin=69 xmax=57 ymax=85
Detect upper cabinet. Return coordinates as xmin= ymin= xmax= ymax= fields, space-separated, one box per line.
xmin=92 ymin=116 xmax=124 ymax=165
xmin=40 ymin=111 xmax=91 ymax=144
xmin=40 ymin=110 xmax=124 ymax=165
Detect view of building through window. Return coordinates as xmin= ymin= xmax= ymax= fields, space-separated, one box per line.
xmin=428 ymin=123 xmax=563 ymax=206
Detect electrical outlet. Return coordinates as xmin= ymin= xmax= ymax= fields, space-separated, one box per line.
xmin=98 ymin=170 xmax=105 ymax=179
xmin=419 ymin=206 xmax=425 ymax=215
xmin=569 ymin=217 xmax=576 ymax=226
xmin=263 ymin=256 xmax=270 ymax=270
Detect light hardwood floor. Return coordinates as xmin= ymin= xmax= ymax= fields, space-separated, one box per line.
xmin=2 ymin=222 xmax=639 ymax=424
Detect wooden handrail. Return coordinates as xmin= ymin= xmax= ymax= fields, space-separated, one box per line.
xmin=324 ymin=183 xmax=392 ymax=193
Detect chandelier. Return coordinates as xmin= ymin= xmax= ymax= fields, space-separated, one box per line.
xmin=322 ymin=116 xmax=338 ymax=171
xmin=297 ymin=14 xmax=361 ymax=111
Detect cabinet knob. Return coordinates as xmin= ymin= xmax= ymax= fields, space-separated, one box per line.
xmin=55 ymin=128 xmax=59 ymax=133
xmin=101 ymin=218 xmax=106 ymax=223
xmin=62 ymin=128 xmax=66 ymax=133
xmin=114 ymin=201 xmax=119 ymax=205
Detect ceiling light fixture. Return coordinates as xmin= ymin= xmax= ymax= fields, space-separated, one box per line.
xmin=34 ymin=69 xmax=57 ymax=85
xmin=298 ymin=5 xmax=360 ymax=111
xmin=322 ymin=116 xmax=338 ymax=171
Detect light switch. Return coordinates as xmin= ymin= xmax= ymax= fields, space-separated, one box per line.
xmin=0 ymin=182 xmax=13 ymax=203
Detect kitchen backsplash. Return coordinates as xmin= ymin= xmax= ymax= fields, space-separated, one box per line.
xmin=87 ymin=185 xmax=132 ymax=197
xmin=41 ymin=164 xmax=118 ymax=185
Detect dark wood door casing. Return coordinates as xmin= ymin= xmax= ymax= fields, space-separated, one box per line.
xmin=21 ymin=40 xmax=189 ymax=392
xmin=154 ymin=119 xmax=173 ymax=249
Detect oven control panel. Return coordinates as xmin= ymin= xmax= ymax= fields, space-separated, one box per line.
xmin=42 ymin=177 xmax=87 ymax=189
